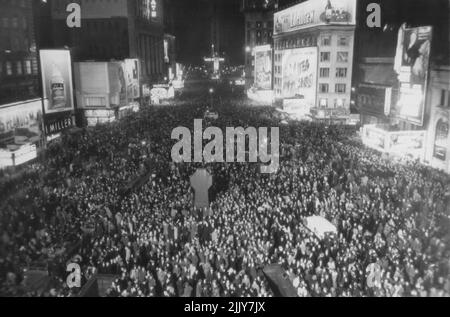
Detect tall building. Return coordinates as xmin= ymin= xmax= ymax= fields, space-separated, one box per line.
xmin=273 ymin=0 xmax=357 ymax=122
xmin=241 ymin=0 xmax=277 ymax=83
xmin=0 ymin=0 xmax=43 ymax=167
xmin=50 ymin=0 xmax=167 ymax=85
xmin=0 ymin=0 xmax=40 ymax=106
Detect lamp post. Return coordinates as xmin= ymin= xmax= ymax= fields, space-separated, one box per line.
xmin=209 ymin=88 xmax=214 ymax=109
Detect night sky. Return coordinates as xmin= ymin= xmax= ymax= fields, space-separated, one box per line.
xmin=172 ymin=0 xmax=245 ymax=66
xmin=171 ymin=0 xmax=449 ymax=67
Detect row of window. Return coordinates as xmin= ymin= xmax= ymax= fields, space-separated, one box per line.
xmin=0 ymin=60 xmax=34 ymax=77
xmin=319 ymin=83 xmax=347 ymax=94
xmin=320 ymin=52 xmax=349 ymax=63
xmin=273 ymin=78 xmax=347 ymax=95
xmin=274 ymin=51 xmax=349 ymax=64
xmin=275 ymin=36 xmax=350 ymax=50
xmin=247 ymin=21 xmax=273 ymax=29
xmin=1 ymin=16 xmax=28 ymax=29
xmin=320 ymin=67 xmax=348 ymax=78
xmin=319 ymin=98 xmax=346 ymax=108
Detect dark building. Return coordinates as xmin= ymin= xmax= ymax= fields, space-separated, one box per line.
xmin=354 ymin=0 xmax=450 ymax=128
xmin=241 ymin=0 xmax=278 ymax=83
xmin=49 ymin=0 xmax=167 ymax=84
xmin=0 ymin=0 xmax=40 ymax=106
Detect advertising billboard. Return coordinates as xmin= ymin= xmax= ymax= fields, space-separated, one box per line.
xmin=281 ymin=47 xmax=318 ymax=106
xmin=254 ymin=45 xmax=272 ymax=90
xmin=274 ymin=0 xmax=357 ymax=35
xmin=0 ymin=100 xmax=43 ymax=137
xmin=388 ymin=130 xmax=425 ymax=159
xmin=39 ymin=50 xmax=75 ymax=114
xmin=393 ymin=25 xmax=433 ymax=125
xmin=124 ymin=59 xmax=140 ymax=101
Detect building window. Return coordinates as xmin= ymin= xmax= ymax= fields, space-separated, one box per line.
xmin=320 ymin=68 xmax=330 ymax=78
xmin=321 ymin=36 xmax=331 ymax=46
xmin=320 ymin=52 xmax=330 ymax=62
xmin=6 ymin=62 xmax=12 ymax=75
xmin=337 ymin=52 xmax=349 ymax=63
xmin=25 ymin=60 xmax=32 ymax=74
xmin=320 ymin=98 xmax=328 ymax=107
xmin=16 ymin=61 xmax=23 ymax=75
xmin=434 ymin=118 xmax=449 ymax=161
xmin=440 ymin=90 xmax=450 ymax=107
xmin=336 ymin=68 xmax=347 ymax=78
xmin=335 ymin=98 xmax=345 ymax=108
xmin=336 ymin=84 xmax=347 ymax=93
xmin=319 ymin=84 xmax=329 ymax=93
xmin=338 ymin=37 xmax=349 ymax=46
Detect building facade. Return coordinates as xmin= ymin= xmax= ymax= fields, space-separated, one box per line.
xmin=273 ymin=0 xmax=356 ymax=121
xmin=50 ymin=0 xmax=166 ymax=85
xmin=241 ymin=0 xmax=277 ymax=84
xmin=356 ymin=57 xmax=397 ymax=125
xmin=424 ymin=66 xmax=450 ymax=173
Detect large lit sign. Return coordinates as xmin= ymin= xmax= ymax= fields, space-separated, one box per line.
xmin=274 ymin=0 xmax=356 ymax=35
xmin=393 ymin=25 xmax=433 ymax=126
xmin=39 ymin=50 xmax=75 ymax=114
xmin=281 ymin=47 xmax=318 ymax=106
xmin=151 ymin=0 xmax=157 ymax=18
xmin=254 ymin=45 xmax=272 ymax=90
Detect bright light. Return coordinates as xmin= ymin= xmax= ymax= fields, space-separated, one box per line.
xmin=245 ymin=46 xmax=251 ymax=53
xmin=209 ymin=88 xmax=214 ymax=94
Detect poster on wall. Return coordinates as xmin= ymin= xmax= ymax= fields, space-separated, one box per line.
xmin=393 ymin=25 xmax=433 ymax=126
xmin=254 ymin=45 xmax=272 ymax=90
xmin=282 ymin=47 xmax=318 ymax=106
xmin=39 ymin=50 xmax=75 ymax=114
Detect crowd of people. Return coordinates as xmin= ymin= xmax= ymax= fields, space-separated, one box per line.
xmin=0 ymin=87 xmax=449 ymax=297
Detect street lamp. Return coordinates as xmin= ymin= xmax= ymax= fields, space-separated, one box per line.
xmin=209 ymin=88 xmax=214 ymax=109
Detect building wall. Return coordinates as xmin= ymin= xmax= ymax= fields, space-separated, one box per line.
xmin=50 ymin=0 xmax=166 ymax=84
xmin=244 ymin=11 xmax=274 ymax=81
xmin=0 ymin=0 xmax=39 ymax=106
xmin=424 ymin=66 xmax=450 ymax=173
xmin=274 ymin=26 xmax=355 ymax=112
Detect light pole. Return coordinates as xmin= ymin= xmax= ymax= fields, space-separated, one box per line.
xmin=209 ymin=88 xmax=214 ymax=109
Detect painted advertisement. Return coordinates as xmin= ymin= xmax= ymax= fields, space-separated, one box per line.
xmin=254 ymin=45 xmax=272 ymax=90
xmin=274 ymin=0 xmax=356 ymax=35
xmin=39 ymin=50 xmax=75 ymax=114
xmin=282 ymin=47 xmax=318 ymax=106
xmin=393 ymin=25 xmax=433 ymax=125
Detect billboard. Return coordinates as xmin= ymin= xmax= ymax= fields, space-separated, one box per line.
xmin=388 ymin=131 xmax=425 ymax=159
xmin=254 ymin=45 xmax=272 ymax=90
xmin=274 ymin=0 xmax=356 ymax=35
xmin=281 ymin=47 xmax=318 ymax=106
xmin=393 ymin=25 xmax=433 ymax=125
xmin=124 ymin=59 xmax=140 ymax=100
xmin=39 ymin=50 xmax=75 ymax=114
xmin=0 ymin=100 xmax=43 ymax=137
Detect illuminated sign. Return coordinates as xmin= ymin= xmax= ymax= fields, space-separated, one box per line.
xmin=39 ymin=50 xmax=75 ymax=115
xmin=254 ymin=45 xmax=272 ymax=90
xmin=151 ymin=0 xmax=157 ymax=18
xmin=281 ymin=47 xmax=318 ymax=106
xmin=274 ymin=0 xmax=356 ymax=35
xmin=393 ymin=25 xmax=433 ymax=126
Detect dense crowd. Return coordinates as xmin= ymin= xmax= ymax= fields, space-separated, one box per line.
xmin=1 ymin=90 xmax=449 ymax=297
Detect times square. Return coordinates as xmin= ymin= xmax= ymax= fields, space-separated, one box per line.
xmin=0 ymin=0 xmax=449 ymax=302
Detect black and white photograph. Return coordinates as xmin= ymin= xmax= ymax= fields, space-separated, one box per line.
xmin=0 ymin=0 xmax=450 ymax=305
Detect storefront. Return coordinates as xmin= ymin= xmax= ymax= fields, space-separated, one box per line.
xmin=273 ymin=0 xmax=356 ymax=121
